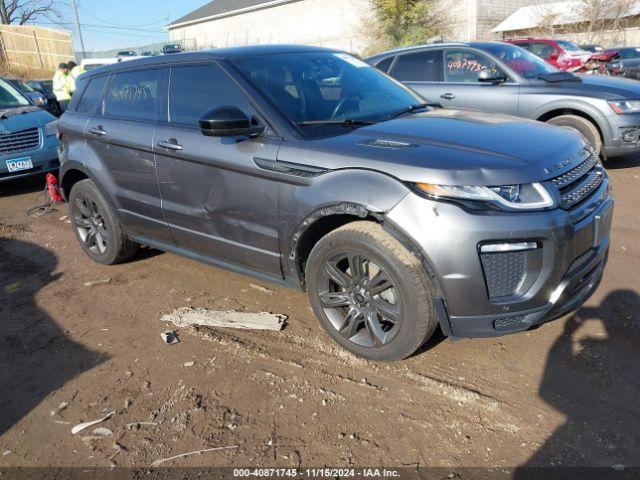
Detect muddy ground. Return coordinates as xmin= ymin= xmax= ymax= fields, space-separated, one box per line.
xmin=0 ymin=156 xmax=639 ymax=473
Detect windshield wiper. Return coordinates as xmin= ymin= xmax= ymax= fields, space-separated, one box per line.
xmin=297 ymin=118 xmax=378 ymax=127
xmin=537 ymin=71 xmax=581 ymax=82
xmin=387 ymin=102 xmax=436 ymax=120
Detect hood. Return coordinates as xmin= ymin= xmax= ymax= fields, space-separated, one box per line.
xmin=0 ymin=106 xmax=56 ymax=134
xmin=562 ymin=74 xmax=640 ymax=99
xmin=564 ymin=50 xmax=592 ymax=61
xmin=278 ymin=110 xmax=588 ymax=186
xmin=619 ymin=59 xmax=640 ymax=68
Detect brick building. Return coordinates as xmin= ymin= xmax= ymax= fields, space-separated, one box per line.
xmin=167 ymin=0 xmax=557 ymax=54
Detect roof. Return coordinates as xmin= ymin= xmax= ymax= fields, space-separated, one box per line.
xmin=81 ymin=44 xmax=337 ymax=77
xmin=493 ymin=0 xmax=640 ymax=33
xmin=366 ymin=42 xmax=507 ymax=61
xmin=169 ymin=0 xmax=297 ymax=29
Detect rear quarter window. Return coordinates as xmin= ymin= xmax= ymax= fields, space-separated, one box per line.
xmin=74 ymin=76 xmax=109 ymax=114
xmin=374 ymin=56 xmax=394 ymax=73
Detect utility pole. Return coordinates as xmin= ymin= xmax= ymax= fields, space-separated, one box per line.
xmin=71 ymin=0 xmax=86 ymax=59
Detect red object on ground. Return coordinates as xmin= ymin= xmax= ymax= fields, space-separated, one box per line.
xmin=46 ymin=173 xmax=63 ymax=203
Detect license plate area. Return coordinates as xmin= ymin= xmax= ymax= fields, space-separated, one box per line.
xmin=573 ymin=203 xmax=613 ymax=254
xmin=592 ymin=203 xmax=613 ymax=247
xmin=6 ymin=157 xmax=33 ymax=173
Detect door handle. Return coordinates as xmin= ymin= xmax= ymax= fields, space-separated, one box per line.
xmin=157 ymin=139 xmax=183 ymax=151
xmin=440 ymin=93 xmax=455 ymax=100
xmin=88 ymin=125 xmax=106 ymax=136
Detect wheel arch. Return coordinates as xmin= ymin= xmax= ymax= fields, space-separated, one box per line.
xmin=59 ymin=161 xmax=118 ymax=212
xmin=536 ymin=106 xmax=606 ymax=143
xmin=288 ymin=203 xmax=445 ymax=298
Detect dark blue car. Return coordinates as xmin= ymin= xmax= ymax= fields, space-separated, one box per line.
xmin=0 ymin=78 xmax=59 ymax=182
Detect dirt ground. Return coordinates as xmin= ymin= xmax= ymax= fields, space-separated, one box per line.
xmin=0 ymin=155 xmax=639 ymax=473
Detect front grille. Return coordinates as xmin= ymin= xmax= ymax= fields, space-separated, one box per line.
xmin=547 ymin=150 xmax=604 ymax=209
xmin=0 ymin=127 xmax=40 ymax=155
xmin=480 ymin=250 xmax=527 ymax=298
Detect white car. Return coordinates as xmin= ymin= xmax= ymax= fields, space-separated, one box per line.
xmin=81 ymin=57 xmax=143 ymax=72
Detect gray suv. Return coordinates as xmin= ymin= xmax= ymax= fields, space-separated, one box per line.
xmin=58 ymin=45 xmax=612 ymax=361
xmin=368 ymin=42 xmax=640 ymax=158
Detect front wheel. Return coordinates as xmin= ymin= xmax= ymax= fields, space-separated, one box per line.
xmin=547 ymin=114 xmax=602 ymax=155
xmin=305 ymin=221 xmax=438 ymax=361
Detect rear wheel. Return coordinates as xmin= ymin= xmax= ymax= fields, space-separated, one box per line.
xmin=69 ymin=179 xmax=138 ymax=265
xmin=547 ymin=114 xmax=602 ymax=155
xmin=306 ymin=221 xmax=438 ymax=361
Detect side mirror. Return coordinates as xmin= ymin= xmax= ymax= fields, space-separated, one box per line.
xmin=550 ymin=51 xmax=560 ymax=60
xmin=199 ymin=106 xmax=265 ymax=137
xmin=478 ymin=69 xmax=508 ymax=84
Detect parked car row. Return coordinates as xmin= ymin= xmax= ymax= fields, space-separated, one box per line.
xmin=0 ymin=78 xmax=60 ymax=183
xmin=45 ymin=45 xmax=613 ymax=360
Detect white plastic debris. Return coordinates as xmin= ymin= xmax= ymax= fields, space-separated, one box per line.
xmin=71 ymin=411 xmax=115 ymax=435
xmin=84 ymin=278 xmax=111 ymax=287
xmin=183 ymin=361 xmax=195 ymax=367
xmin=162 ymin=307 xmax=286 ymax=331
xmin=161 ymin=331 xmax=179 ymax=345
xmin=92 ymin=427 xmax=114 ymax=437
xmin=249 ymin=283 xmax=272 ymax=294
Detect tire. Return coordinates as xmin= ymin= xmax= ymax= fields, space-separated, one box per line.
xmin=547 ymin=114 xmax=602 ymax=155
xmin=305 ymin=221 xmax=438 ymax=361
xmin=68 ymin=179 xmax=138 ymax=265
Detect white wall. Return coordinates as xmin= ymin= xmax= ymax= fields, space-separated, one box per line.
xmin=169 ymin=0 xmax=372 ymax=54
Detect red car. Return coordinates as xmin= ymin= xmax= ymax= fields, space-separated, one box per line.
xmin=506 ymin=38 xmax=592 ymax=71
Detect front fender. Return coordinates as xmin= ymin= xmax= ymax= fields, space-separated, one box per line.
xmin=277 ymin=168 xmax=411 ymax=282
xmin=530 ymin=99 xmax=611 ymax=145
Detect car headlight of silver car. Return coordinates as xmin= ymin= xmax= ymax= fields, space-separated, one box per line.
xmin=44 ymin=120 xmax=58 ymax=136
xmin=415 ymin=182 xmax=555 ymax=211
xmin=608 ymin=99 xmax=640 ymax=114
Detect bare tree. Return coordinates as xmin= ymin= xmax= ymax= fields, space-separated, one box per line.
xmin=571 ymin=0 xmax=636 ymax=43
xmin=0 ymin=0 xmax=60 ymax=25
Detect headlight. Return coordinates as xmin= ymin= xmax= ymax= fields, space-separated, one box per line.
xmin=608 ymin=99 xmax=640 ymax=114
xmin=415 ymin=182 xmax=554 ymax=210
xmin=44 ymin=120 xmax=58 ymax=136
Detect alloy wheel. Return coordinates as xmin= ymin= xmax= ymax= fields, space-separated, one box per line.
xmin=73 ymin=195 xmax=109 ymax=255
xmin=317 ymin=251 xmax=401 ymax=348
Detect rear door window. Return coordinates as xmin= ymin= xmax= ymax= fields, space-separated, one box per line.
xmin=104 ymin=69 xmax=160 ymax=122
xmin=390 ymin=51 xmax=439 ymax=81
xmin=168 ymin=63 xmax=255 ymax=127
xmin=75 ymin=76 xmax=108 ymax=114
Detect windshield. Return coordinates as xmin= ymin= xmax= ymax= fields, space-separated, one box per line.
xmin=556 ymin=40 xmax=582 ymax=52
xmin=481 ymin=43 xmax=559 ymax=79
xmin=233 ymin=52 xmax=422 ymax=131
xmin=0 ymin=79 xmax=31 ymax=108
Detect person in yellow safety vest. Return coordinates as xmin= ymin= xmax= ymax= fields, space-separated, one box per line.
xmin=66 ymin=61 xmax=85 ymax=96
xmin=52 ymin=62 xmax=71 ymax=112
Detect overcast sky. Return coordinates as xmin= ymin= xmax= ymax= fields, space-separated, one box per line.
xmin=35 ymin=0 xmax=207 ymax=52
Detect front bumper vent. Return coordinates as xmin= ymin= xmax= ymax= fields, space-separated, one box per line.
xmin=480 ymin=250 xmax=527 ymax=299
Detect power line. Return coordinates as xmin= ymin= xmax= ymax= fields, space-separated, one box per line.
xmin=77 ymin=5 xmax=169 ymax=29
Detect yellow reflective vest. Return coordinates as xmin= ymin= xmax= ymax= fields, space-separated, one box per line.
xmin=53 ymin=70 xmax=71 ymax=101
xmin=67 ymin=65 xmax=86 ymax=94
